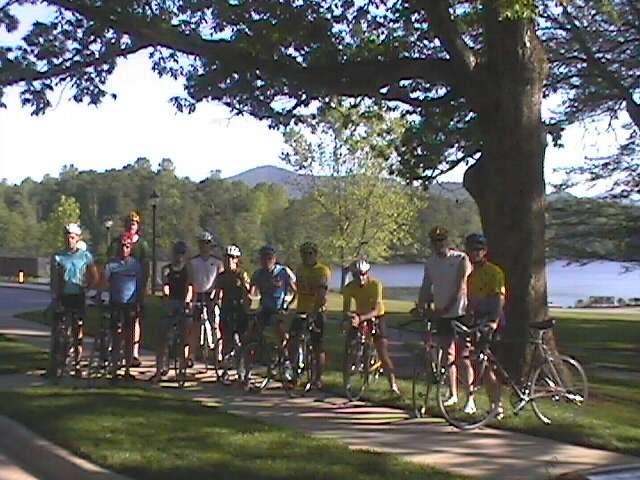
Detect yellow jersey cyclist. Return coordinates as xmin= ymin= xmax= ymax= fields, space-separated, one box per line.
xmin=465 ymin=233 xmax=506 ymax=419
xmin=342 ymin=259 xmax=400 ymax=396
xmin=213 ymin=244 xmax=252 ymax=358
xmin=49 ymin=223 xmax=99 ymax=376
xmin=291 ymin=241 xmax=331 ymax=389
xmin=250 ymin=245 xmax=297 ymax=342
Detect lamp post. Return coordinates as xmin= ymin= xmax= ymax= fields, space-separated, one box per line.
xmin=104 ymin=218 xmax=114 ymax=254
xmin=149 ymin=190 xmax=160 ymax=294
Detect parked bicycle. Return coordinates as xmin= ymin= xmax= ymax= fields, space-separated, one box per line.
xmin=192 ymin=297 xmax=217 ymax=374
xmin=410 ymin=314 xmax=446 ymax=418
xmin=48 ymin=303 xmax=83 ymax=380
xmin=438 ymin=317 xmax=588 ymax=430
xmin=161 ymin=311 xmax=188 ymax=387
xmin=343 ymin=317 xmax=383 ymax=401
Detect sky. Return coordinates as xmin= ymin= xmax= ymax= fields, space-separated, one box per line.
xmin=0 ymin=6 xmax=626 ymax=194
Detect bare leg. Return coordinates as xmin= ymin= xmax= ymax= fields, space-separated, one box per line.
xmin=374 ymin=337 xmax=398 ymax=390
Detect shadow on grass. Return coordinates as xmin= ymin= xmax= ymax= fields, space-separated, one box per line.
xmin=0 ymin=334 xmax=48 ymax=374
xmin=0 ymin=388 xmax=463 ymax=480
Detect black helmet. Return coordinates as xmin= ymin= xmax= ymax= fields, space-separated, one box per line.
xmin=173 ymin=240 xmax=187 ymax=255
xmin=465 ymin=233 xmax=487 ymax=250
xmin=259 ymin=244 xmax=276 ymax=257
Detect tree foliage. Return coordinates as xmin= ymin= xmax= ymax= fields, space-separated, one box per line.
xmin=40 ymin=194 xmax=82 ymax=253
xmin=541 ymin=0 xmax=640 ymax=199
xmin=282 ymin=100 xmax=424 ymax=268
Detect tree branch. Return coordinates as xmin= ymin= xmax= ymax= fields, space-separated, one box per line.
xmin=421 ymin=0 xmax=477 ymax=78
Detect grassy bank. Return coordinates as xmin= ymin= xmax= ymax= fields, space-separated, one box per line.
xmin=0 ymin=334 xmax=48 ymax=374
xmin=0 ymin=388 xmax=464 ymax=480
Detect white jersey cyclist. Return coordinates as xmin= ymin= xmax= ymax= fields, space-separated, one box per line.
xmin=190 ymin=254 xmax=223 ymax=293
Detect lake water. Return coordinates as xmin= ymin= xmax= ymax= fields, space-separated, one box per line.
xmin=329 ymin=260 xmax=640 ymax=308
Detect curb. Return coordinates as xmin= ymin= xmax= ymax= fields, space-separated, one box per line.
xmin=0 ymin=283 xmax=50 ymax=293
xmin=0 ymin=416 xmax=131 ymax=480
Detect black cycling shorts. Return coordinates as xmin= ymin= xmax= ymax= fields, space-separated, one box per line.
xmin=290 ymin=312 xmax=325 ymax=347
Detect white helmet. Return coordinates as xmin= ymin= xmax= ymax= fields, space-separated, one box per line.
xmin=76 ymin=240 xmax=87 ymax=251
xmin=197 ymin=230 xmax=214 ymax=243
xmin=353 ymin=259 xmax=371 ymax=274
xmin=64 ymin=223 xmax=82 ymax=236
xmin=225 ymin=244 xmax=242 ymax=257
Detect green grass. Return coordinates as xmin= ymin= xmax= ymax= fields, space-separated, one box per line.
xmin=0 ymin=388 xmax=464 ymax=480
xmin=0 ymin=334 xmax=48 ymax=374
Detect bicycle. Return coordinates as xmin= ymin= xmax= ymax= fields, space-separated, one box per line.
xmin=107 ymin=303 xmax=136 ymax=380
xmin=48 ymin=303 xmax=83 ymax=380
xmin=280 ymin=313 xmax=320 ymax=397
xmin=410 ymin=315 xmax=446 ymax=418
xmin=342 ymin=316 xmax=383 ymax=401
xmin=243 ymin=310 xmax=290 ymax=391
xmin=192 ymin=297 xmax=217 ymax=375
xmin=216 ymin=309 xmax=249 ymax=386
xmin=85 ymin=302 xmax=115 ymax=383
xmin=437 ymin=318 xmax=588 ymax=430
xmin=159 ymin=308 xmax=188 ymax=387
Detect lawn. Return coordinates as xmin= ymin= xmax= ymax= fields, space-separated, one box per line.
xmin=15 ymin=293 xmax=640 ymax=456
xmin=0 ymin=388 xmax=465 ymax=480
xmin=0 ymin=334 xmax=48 ymax=374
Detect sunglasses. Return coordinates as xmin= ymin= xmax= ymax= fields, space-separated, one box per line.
xmin=227 ymin=255 xmax=240 ymax=260
xmin=121 ymin=243 xmax=132 ymax=248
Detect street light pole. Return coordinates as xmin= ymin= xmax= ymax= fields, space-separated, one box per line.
xmin=104 ymin=219 xmax=114 ymax=255
xmin=149 ymin=190 xmax=160 ymax=295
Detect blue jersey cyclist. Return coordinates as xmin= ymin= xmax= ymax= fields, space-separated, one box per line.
xmin=250 ymin=245 xmax=297 ymax=339
xmin=49 ymin=223 xmax=99 ymax=375
xmin=102 ymin=232 xmax=144 ymax=378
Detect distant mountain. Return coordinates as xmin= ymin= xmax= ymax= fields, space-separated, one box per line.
xmin=226 ymin=164 xmax=471 ymax=201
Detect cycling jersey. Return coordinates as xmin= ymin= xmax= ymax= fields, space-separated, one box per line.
xmin=468 ymin=261 xmax=506 ymax=299
xmin=190 ymin=255 xmax=223 ymax=293
xmin=52 ymin=249 xmax=94 ymax=295
xmin=468 ymin=261 xmax=506 ymax=325
xmin=342 ymin=278 xmax=385 ymax=316
xmin=251 ymin=264 xmax=296 ymax=311
xmin=104 ymin=257 xmax=143 ymax=304
xmin=214 ymin=269 xmax=250 ymax=311
xmin=296 ymin=262 xmax=331 ymax=313
xmin=162 ymin=263 xmax=190 ymax=301
xmin=421 ymin=249 xmax=472 ymax=318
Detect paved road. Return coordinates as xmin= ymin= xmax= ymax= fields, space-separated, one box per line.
xmin=0 ymin=286 xmax=638 ymax=480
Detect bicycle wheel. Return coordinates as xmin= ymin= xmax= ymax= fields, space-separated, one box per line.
xmin=51 ymin=316 xmax=71 ymax=379
xmin=282 ymin=336 xmax=313 ymax=397
xmin=411 ymin=362 xmax=435 ymax=418
xmin=437 ymin=354 xmax=494 ymax=430
xmin=86 ymin=328 xmax=107 ymax=381
xmin=343 ymin=335 xmax=369 ymax=401
xmin=531 ymin=355 xmax=588 ymax=425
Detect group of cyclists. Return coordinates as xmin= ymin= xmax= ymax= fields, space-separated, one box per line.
xmin=49 ymin=210 xmax=505 ymax=412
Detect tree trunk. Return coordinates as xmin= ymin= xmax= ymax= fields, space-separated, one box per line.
xmin=463 ymin=13 xmax=549 ymax=378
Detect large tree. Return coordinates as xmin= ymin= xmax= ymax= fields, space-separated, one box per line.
xmin=1 ymin=1 xmax=553 ymax=372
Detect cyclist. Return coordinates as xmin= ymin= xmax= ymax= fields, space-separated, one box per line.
xmin=108 ymin=211 xmax=150 ymax=368
xmin=292 ymin=241 xmax=331 ymax=389
xmin=102 ymin=232 xmax=144 ymax=379
xmin=212 ymin=244 xmax=251 ymax=380
xmin=465 ymin=233 xmax=506 ymax=418
xmin=342 ymin=259 xmax=400 ymax=396
xmin=189 ymin=230 xmax=224 ymax=366
xmin=151 ymin=240 xmax=193 ymax=383
xmin=250 ymin=245 xmax=296 ymax=343
xmin=416 ymin=226 xmax=474 ymax=412
xmin=49 ymin=223 xmax=99 ymax=376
